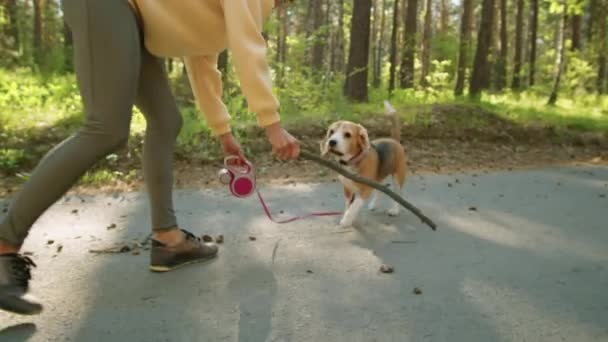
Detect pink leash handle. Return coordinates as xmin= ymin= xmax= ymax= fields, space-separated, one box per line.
xmin=256 ymin=190 xmax=342 ymax=224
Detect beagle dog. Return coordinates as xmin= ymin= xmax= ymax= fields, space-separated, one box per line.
xmin=321 ymin=101 xmax=407 ymax=227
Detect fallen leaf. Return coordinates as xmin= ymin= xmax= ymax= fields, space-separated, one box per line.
xmin=380 ymin=264 xmax=394 ymax=273
xmin=469 ymin=206 xmax=477 ymax=211
xmin=71 ymin=209 xmax=78 ymax=214
xmin=216 ymin=235 xmax=224 ymax=244
xmin=57 ymin=245 xmax=63 ymax=253
xmin=107 ymin=223 xmax=117 ymax=230
xmin=306 ymin=270 xmax=314 ymax=274
xmin=47 ymin=240 xmax=55 ymax=245
xmin=413 ymin=287 xmax=423 ymax=295
xmin=249 ymin=236 xmax=257 ymax=241
xmin=600 ymin=194 xmax=606 ymax=198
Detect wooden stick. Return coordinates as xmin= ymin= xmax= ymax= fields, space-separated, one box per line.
xmin=299 ymin=151 xmax=437 ymax=231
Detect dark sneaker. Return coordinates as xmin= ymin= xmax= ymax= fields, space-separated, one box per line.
xmin=0 ymin=254 xmax=42 ymax=315
xmin=149 ymin=229 xmax=219 ymax=272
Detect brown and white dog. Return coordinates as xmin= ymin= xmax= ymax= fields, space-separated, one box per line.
xmin=321 ymin=101 xmax=407 ymax=227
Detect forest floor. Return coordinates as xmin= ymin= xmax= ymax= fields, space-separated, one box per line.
xmin=1 ymin=103 xmax=607 ymax=196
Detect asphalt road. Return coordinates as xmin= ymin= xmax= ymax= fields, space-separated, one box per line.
xmin=1 ymin=166 xmax=607 ymax=342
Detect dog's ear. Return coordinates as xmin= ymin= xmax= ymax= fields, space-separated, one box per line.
xmin=357 ymin=125 xmax=371 ymax=150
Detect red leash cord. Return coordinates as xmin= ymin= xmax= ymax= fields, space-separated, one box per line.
xmin=255 ymin=190 xmax=342 ymax=224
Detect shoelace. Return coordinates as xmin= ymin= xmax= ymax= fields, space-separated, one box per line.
xmin=10 ymin=255 xmax=36 ymax=288
xmin=181 ymin=229 xmax=201 ymax=242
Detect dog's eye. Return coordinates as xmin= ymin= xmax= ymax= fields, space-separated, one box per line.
xmin=344 ymin=132 xmax=351 ymax=139
xmin=328 ymin=129 xmax=334 ymax=135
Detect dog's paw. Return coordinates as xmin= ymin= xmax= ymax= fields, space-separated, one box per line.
xmin=387 ymin=207 xmax=400 ymax=217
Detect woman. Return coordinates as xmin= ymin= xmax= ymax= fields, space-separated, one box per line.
xmin=0 ymin=0 xmax=298 ymax=315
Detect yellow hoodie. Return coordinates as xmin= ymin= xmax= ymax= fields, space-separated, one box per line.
xmin=129 ymin=0 xmax=278 ymax=136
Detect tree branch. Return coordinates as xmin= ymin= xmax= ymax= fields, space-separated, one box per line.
xmin=299 ymin=151 xmax=437 ymax=231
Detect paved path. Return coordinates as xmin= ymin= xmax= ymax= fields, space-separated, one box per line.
xmin=1 ymin=166 xmax=607 ymax=342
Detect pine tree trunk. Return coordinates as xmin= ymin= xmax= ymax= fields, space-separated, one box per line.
xmin=571 ymin=12 xmax=582 ymax=51
xmin=275 ymin=3 xmax=288 ymax=82
xmin=33 ymin=0 xmax=43 ymax=66
xmin=455 ymin=0 xmax=473 ymax=96
xmin=548 ymin=2 xmax=567 ymax=105
xmin=374 ymin=0 xmax=388 ymax=88
xmin=400 ymin=0 xmax=418 ymax=88
xmin=439 ymin=0 xmax=449 ymax=34
xmin=389 ymin=0 xmax=400 ymax=93
xmin=511 ymin=0 xmax=524 ymax=90
xmin=597 ymin=0 xmax=607 ymax=94
xmin=420 ymin=0 xmax=433 ymax=87
xmin=529 ymin=0 xmax=538 ymax=86
xmin=6 ymin=0 xmax=20 ymax=52
xmin=469 ymin=0 xmax=496 ymax=97
xmin=587 ymin=0 xmax=597 ymax=43
xmin=63 ymin=17 xmax=73 ymax=71
xmin=496 ymin=0 xmax=508 ymax=90
xmin=332 ymin=0 xmax=346 ymax=73
xmin=344 ymin=0 xmax=372 ymax=101
xmin=370 ymin=0 xmax=379 ymax=85
xmin=310 ymin=0 xmax=325 ymax=70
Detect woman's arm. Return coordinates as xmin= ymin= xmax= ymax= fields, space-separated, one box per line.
xmin=183 ymin=54 xmax=231 ymax=136
xmin=222 ymin=0 xmax=280 ymax=130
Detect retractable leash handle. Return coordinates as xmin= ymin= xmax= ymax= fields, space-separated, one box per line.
xmin=218 ymin=156 xmax=342 ymax=224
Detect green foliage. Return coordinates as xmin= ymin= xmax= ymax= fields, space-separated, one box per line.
xmin=0 ymin=149 xmax=26 ymax=171
xmin=564 ymin=53 xmax=595 ymax=95
xmin=0 ymin=68 xmax=81 ymax=129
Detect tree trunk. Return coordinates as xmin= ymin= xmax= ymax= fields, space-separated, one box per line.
xmin=587 ymin=0 xmax=597 ymax=43
xmin=400 ymin=0 xmax=417 ymax=88
xmin=275 ymin=3 xmax=288 ymax=82
xmin=571 ymin=12 xmax=582 ymax=51
xmin=597 ymin=0 xmax=607 ymax=94
xmin=344 ymin=0 xmax=372 ymax=101
xmin=6 ymin=0 xmax=20 ymax=52
xmin=63 ymin=17 xmax=73 ymax=71
xmin=469 ymin=0 xmax=496 ymax=97
xmin=496 ymin=0 xmax=508 ymax=90
xmin=332 ymin=0 xmax=346 ymax=72
xmin=455 ymin=0 xmax=473 ymax=96
xmin=374 ymin=0 xmax=388 ymax=88
xmin=388 ymin=0 xmax=400 ymax=93
xmin=370 ymin=0 xmax=379 ymax=85
xmin=310 ymin=0 xmax=325 ymax=70
xmin=439 ymin=0 xmax=450 ymax=34
xmin=33 ymin=0 xmax=43 ymax=66
xmin=548 ymin=2 xmax=567 ymax=105
xmin=511 ymin=0 xmax=524 ymax=90
xmin=529 ymin=0 xmax=538 ymax=86
xmin=420 ymin=0 xmax=433 ymax=87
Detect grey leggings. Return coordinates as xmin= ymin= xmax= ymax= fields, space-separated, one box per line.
xmin=0 ymin=0 xmax=181 ymax=246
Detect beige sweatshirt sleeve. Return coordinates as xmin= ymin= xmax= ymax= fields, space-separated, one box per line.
xmin=184 ymin=54 xmax=231 ymax=136
xmin=222 ymin=0 xmax=280 ymax=129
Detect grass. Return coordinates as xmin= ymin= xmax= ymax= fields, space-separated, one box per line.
xmin=1 ymin=68 xmax=607 ymax=187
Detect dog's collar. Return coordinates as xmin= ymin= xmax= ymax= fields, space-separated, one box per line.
xmin=339 ymin=147 xmax=370 ymax=166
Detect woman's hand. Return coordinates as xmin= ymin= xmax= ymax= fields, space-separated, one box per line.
xmin=265 ymin=122 xmax=300 ymax=160
xmin=220 ymin=133 xmax=245 ymax=162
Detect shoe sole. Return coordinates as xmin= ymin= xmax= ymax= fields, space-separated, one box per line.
xmin=149 ymin=253 xmax=218 ymax=273
xmin=0 ymin=297 xmax=43 ymax=315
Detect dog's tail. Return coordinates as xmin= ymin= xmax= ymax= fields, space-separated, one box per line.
xmin=383 ymin=100 xmax=401 ymax=142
